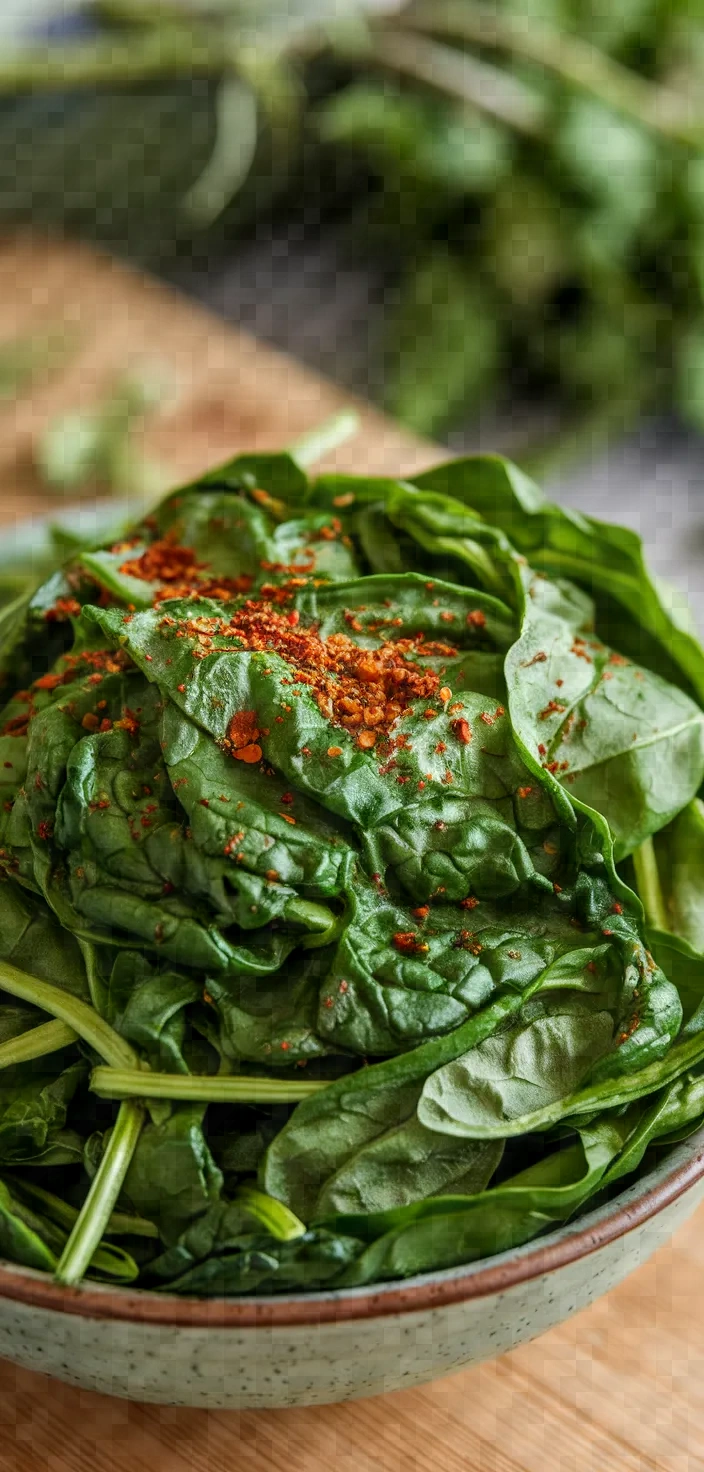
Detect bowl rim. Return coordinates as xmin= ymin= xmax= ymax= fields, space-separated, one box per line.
xmin=0 ymin=1125 xmax=702 ymax=1327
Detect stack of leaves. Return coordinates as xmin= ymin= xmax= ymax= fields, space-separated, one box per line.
xmin=5 ymin=1 xmax=704 ymax=451
xmin=0 ymin=443 xmax=703 ymax=1294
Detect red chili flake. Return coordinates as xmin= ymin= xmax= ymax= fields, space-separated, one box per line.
xmin=440 ymin=611 xmax=455 ymax=623
xmin=460 ymin=896 xmax=479 ymax=910
xmin=451 ymin=718 xmax=472 ymax=745
xmin=162 ymin=882 xmax=174 ymax=895
xmin=2 ymin=762 xmax=11 ymax=771
xmin=517 ymin=786 xmax=533 ymax=799
xmin=412 ymin=906 xmax=430 ymax=920
xmin=543 ymin=840 xmax=558 ymax=855
xmin=327 ymin=745 xmax=343 ymax=758
xmin=611 ymin=902 xmax=623 ymax=914
xmin=521 ymin=651 xmax=547 ymax=666
xmin=200 ymin=799 xmax=210 ymax=808
xmin=266 ymin=869 xmax=279 ymax=881
xmin=439 ymin=686 xmax=452 ymax=702
xmin=417 ymin=780 xmax=426 ymax=790
xmin=358 ymin=730 xmax=377 ymax=749
xmin=81 ymin=713 xmax=100 ymax=732
xmin=286 ymin=610 xmax=300 ymax=627
xmin=434 ymin=821 xmax=447 ymax=831
xmin=393 ymin=931 xmax=429 ymax=956
xmin=467 ymin=609 xmax=486 ymax=629
xmin=553 ymin=883 xmax=562 ymax=894
xmin=324 ymin=996 xmax=334 ymax=1009
xmin=479 ymin=712 xmax=494 ymax=727
xmin=99 ymin=719 xmax=112 ymax=733
xmin=36 ymin=820 xmax=53 ymax=841
xmin=339 ymin=979 xmax=349 ymax=993
xmin=280 ymin=813 xmax=297 ymax=825
xmin=537 ymin=743 xmax=547 ymax=756
xmin=453 ymin=930 xmax=483 ymax=955
xmin=89 ymin=799 xmax=111 ymax=812
xmin=396 ymin=774 xmax=410 ymax=785
xmin=507 ymin=949 xmax=522 ymax=961
xmin=35 ymin=672 xmax=64 ymax=692
xmin=177 ymin=683 xmax=186 ymax=694
xmin=602 ymin=928 xmax=614 ymax=937
xmin=114 ymin=709 xmax=140 ymax=736
xmin=333 ymin=492 xmax=355 ymax=508
xmin=434 ymin=741 xmax=447 ymax=755
xmin=280 ymin=1041 xmax=290 ymax=1051
xmin=280 ymin=792 xmax=294 ymax=804
xmin=539 ymin=700 xmax=566 ymax=720
xmin=442 ymin=770 xmax=454 ymax=784
xmin=544 ymin=760 xmax=560 ymax=774
xmin=586 ymin=961 xmax=598 ymax=975
xmin=44 ymin=597 xmax=81 ymax=623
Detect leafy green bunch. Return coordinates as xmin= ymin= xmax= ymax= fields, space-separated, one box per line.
xmin=5 ymin=0 xmax=704 ymax=451
xmin=0 ymin=444 xmax=703 ymax=1294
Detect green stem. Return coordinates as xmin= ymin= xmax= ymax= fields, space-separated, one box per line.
xmin=91 ymin=1066 xmax=328 ymax=1103
xmin=633 ymin=838 xmax=669 ymax=933
xmin=406 ymin=0 xmax=704 ymax=146
xmin=54 ymin=1101 xmax=146 ymax=1287
xmin=236 ymin=1185 xmax=306 ymax=1241
xmin=0 ymin=31 xmax=227 ymax=93
xmin=290 ymin=410 xmax=360 ymax=470
xmin=0 ymin=1019 xmax=77 ymax=1069
xmin=0 ymin=962 xmax=141 ymax=1070
xmin=372 ymin=29 xmax=545 ymax=136
xmin=6 ymin=1175 xmax=159 ymax=1239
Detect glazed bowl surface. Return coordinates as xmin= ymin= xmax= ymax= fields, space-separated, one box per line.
xmin=0 ymin=1126 xmax=701 ymax=1409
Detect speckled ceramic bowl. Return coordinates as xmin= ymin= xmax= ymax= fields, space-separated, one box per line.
xmin=0 ymin=1127 xmax=701 ymax=1408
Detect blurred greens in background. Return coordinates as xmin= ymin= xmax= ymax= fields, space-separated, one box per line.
xmin=3 ymin=1 xmax=704 ymax=464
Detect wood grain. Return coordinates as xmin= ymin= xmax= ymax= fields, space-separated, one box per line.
xmin=0 ymin=234 xmax=701 ymax=1471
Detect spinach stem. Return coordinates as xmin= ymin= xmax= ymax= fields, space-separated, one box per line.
xmin=633 ymin=838 xmax=669 ymax=932
xmin=0 ymin=1019 xmax=77 ymax=1069
xmin=90 ymin=1066 xmax=328 ymax=1103
xmin=236 ymin=1184 xmax=306 ymax=1241
xmin=290 ymin=410 xmax=359 ymax=470
xmin=0 ymin=962 xmax=140 ymax=1070
xmin=6 ymin=1175 xmax=159 ymax=1240
xmin=54 ymin=1101 xmax=146 ymax=1287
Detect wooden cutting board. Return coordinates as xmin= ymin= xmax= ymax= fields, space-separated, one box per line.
xmin=0 ymin=234 xmax=701 ymax=1472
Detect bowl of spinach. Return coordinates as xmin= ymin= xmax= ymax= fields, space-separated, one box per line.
xmin=0 ymin=445 xmax=703 ymax=1409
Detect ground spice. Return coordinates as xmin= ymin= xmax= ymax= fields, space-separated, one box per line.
xmin=119 ymin=530 xmax=253 ymax=602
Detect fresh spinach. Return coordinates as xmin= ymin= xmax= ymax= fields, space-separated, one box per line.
xmin=0 ymin=446 xmax=701 ymax=1293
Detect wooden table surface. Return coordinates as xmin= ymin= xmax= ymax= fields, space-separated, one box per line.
xmin=0 ymin=235 xmax=702 ymax=1472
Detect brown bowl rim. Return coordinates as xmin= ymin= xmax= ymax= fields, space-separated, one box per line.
xmin=0 ymin=1132 xmax=702 ymax=1327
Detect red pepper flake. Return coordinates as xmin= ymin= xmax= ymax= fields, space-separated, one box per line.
xmin=81 ymin=713 xmax=100 ymax=732
xmin=543 ymin=840 xmax=558 ymax=855
xmin=287 ymin=610 xmax=300 ymax=627
xmin=553 ymin=883 xmax=562 ymax=894
xmin=517 ymin=786 xmax=533 ymax=799
xmin=393 ymin=931 xmax=429 ymax=956
xmin=358 ymin=730 xmax=377 ymax=749
xmin=451 ymin=718 xmax=472 ymax=745
xmin=266 ymin=869 xmax=279 ymax=881
xmin=453 ymin=930 xmax=483 ymax=955
xmin=199 ymin=798 xmax=210 ymax=808
xmin=412 ymin=906 xmax=430 ymax=920
xmin=35 ymin=672 xmax=64 ymax=691
xmin=324 ymin=996 xmax=334 ymax=1009
xmin=396 ymin=774 xmax=410 ymax=785
xmin=555 ymin=679 xmax=564 ymax=688
xmin=37 ymin=820 xmax=53 ymax=841
xmin=2 ymin=762 xmax=11 ymax=771
xmin=537 ymin=743 xmax=547 ymax=756
xmin=586 ymin=961 xmax=598 ymax=975
xmin=467 ymin=609 xmax=486 ymax=629
xmin=280 ymin=1041 xmax=290 ymax=1051
xmin=544 ymin=760 xmax=560 ymax=774
xmin=602 ymin=928 xmax=614 ymax=937
xmin=439 ymin=687 xmax=452 ymax=702
xmin=507 ymin=949 xmax=522 ymax=961
xmin=99 ymin=718 xmax=112 ymax=733
xmin=280 ymin=792 xmax=294 ymax=805
xmin=44 ymin=597 xmax=81 ymax=623
xmin=434 ymin=741 xmax=447 ymax=755
xmin=539 ymin=700 xmax=566 ymax=720
xmin=460 ymin=896 xmax=479 ymax=910
xmin=440 ymin=611 xmax=455 ymax=623
xmin=333 ymin=492 xmax=355 ymax=508
xmin=611 ymin=902 xmax=623 ymax=915
xmin=442 ymin=770 xmax=454 ymax=784
xmin=280 ymin=813 xmax=297 ymax=825
xmin=339 ymin=979 xmax=349 ymax=993
xmin=521 ymin=650 xmax=547 ymax=666
xmin=177 ymin=683 xmax=186 ymax=694
xmin=114 ymin=709 xmax=140 ymax=736
xmin=417 ymin=780 xmax=426 ymax=790
xmin=479 ymin=712 xmax=494 ymax=727
xmin=234 ymin=744 xmax=262 ymax=765
xmin=327 ymin=745 xmax=343 ymax=758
